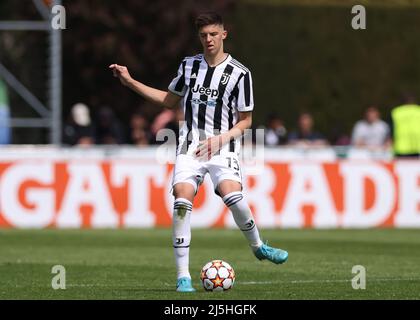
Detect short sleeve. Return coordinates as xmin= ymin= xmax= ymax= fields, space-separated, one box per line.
xmin=236 ymin=71 xmax=254 ymax=112
xmin=351 ymin=122 xmax=363 ymax=144
xmin=168 ymin=61 xmax=187 ymax=97
xmin=382 ymin=121 xmax=391 ymax=139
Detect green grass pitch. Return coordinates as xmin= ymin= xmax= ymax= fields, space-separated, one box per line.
xmin=0 ymin=228 xmax=419 ymax=299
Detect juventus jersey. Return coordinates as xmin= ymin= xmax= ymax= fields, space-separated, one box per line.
xmin=168 ymin=54 xmax=254 ymax=156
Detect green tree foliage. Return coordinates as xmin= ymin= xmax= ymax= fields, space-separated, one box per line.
xmin=232 ymin=3 xmax=420 ymax=142
xmin=63 ymin=0 xmax=235 ymax=123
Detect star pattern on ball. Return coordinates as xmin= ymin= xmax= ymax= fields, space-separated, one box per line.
xmin=200 ymin=260 xmax=235 ymax=292
xmin=212 ymin=260 xmax=223 ymax=269
xmin=211 ymin=275 xmax=224 ymax=288
xmin=228 ymin=269 xmax=235 ymax=279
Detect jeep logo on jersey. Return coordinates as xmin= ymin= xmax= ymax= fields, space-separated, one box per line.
xmin=191 ymin=85 xmax=219 ymax=98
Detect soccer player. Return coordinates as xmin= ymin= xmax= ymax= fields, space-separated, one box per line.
xmin=109 ymin=12 xmax=288 ymax=292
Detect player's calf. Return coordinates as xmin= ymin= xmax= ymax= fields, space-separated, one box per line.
xmin=222 ymin=191 xmax=288 ymax=264
xmin=222 ymin=191 xmax=263 ymax=251
xmin=172 ymin=198 xmax=193 ymax=281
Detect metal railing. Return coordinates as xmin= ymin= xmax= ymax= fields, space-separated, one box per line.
xmin=0 ymin=0 xmax=62 ymax=144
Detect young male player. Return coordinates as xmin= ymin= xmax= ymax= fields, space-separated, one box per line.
xmin=110 ymin=12 xmax=288 ymax=292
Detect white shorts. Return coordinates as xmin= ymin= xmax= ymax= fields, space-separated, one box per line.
xmin=172 ymin=153 xmax=243 ymax=195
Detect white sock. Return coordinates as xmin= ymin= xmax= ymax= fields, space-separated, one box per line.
xmin=223 ymin=191 xmax=263 ymax=251
xmin=172 ymin=198 xmax=192 ymax=280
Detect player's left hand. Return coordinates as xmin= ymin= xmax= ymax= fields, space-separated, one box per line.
xmin=195 ymin=136 xmax=224 ymax=161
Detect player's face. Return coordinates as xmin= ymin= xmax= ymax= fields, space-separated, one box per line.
xmin=299 ymin=114 xmax=313 ymax=132
xmin=366 ymin=108 xmax=379 ymax=123
xmin=198 ymin=24 xmax=227 ymax=56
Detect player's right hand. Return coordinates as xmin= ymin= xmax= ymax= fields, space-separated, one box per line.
xmin=109 ymin=64 xmax=133 ymax=87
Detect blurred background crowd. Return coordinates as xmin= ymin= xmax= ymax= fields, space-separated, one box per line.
xmin=60 ymin=100 xmax=396 ymax=151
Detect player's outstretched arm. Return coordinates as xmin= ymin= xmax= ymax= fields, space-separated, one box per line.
xmin=109 ymin=64 xmax=181 ymax=109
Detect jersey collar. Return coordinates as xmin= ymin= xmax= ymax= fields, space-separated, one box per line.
xmin=203 ymin=53 xmax=231 ymax=68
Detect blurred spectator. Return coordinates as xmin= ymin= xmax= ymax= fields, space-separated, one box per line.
xmin=288 ymin=112 xmax=328 ymax=146
xmin=151 ymin=109 xmax=176 ymax=138
xmin=264 ymin=113 xmax=287 ymax=146
xmin=334 ymin=134 xmax=351 ymax=146
xmin=62 ymin=103 xmax=94 ymax=146
xmin=128 ymin=112 xmax=152 ymax=146
xmin=351 ymin=106 xmax=390 ymax=148
xmin=94 ymin=106 xmax=125 ymax=145
xmin=389 ymin=94 xmax=420 ymax=157
xmin=329 ymin=122 xmax=351 ymax=146
xmin=163 ymin=108 xmax=184 ymax=144
xmin=0 ymin=79 xmax=11 ymax=144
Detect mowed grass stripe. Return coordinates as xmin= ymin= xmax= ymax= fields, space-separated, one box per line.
xmin=0 ymin=229 xmax=419 ymax=299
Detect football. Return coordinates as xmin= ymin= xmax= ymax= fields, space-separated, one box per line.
xmin=200 ymin=260 xmax=235 ymax=292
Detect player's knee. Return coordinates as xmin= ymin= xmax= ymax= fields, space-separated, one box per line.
xmin=173 ymin=183 xmax=195 ymax=202
xmin=217 ymin=180 xmax=242 ymax=197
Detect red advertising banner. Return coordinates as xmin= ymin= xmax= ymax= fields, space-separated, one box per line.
xmin=0 ymin=154 xmax=419 ymax=228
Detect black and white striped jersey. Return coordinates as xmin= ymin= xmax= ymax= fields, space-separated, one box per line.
xmin=168 ymin=53 xmax=254 ymax=156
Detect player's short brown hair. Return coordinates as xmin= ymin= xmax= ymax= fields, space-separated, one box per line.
xmin=195 ymin=12 xmax=224 ymax=30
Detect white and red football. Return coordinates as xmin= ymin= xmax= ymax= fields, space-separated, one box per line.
xmin=200 ymin=260 xmax=235 ymax=292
